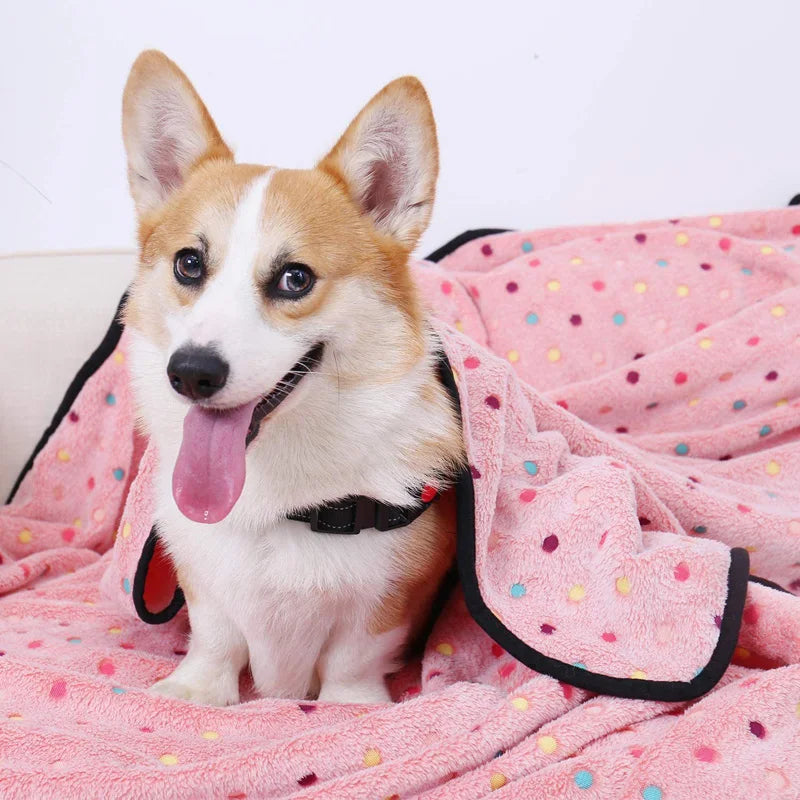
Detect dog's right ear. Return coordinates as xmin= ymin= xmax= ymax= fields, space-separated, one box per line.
xmin=122 ymin=50 xmax=232 ymax=218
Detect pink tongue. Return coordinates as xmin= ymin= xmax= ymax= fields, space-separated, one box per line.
xmin=172 ymin=399 xmax=258 ymax=524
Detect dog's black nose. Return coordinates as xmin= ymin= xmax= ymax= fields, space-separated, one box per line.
xmin=167 ymin=346 xmax=229 ymax=400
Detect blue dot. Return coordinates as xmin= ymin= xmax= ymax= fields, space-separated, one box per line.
xmin=521 ymin=240 xmax=533 ymax=253
xmin=741 ymin=267 xmax=753 ymax=275
xmin=67 ymin=637 xmax=81 ymax=644
xmin=524 ymin=461 xmax=539 ymax=476
xmin=766 ymin=490 xmax=778 ymax=499
xmin=574 ymin=770 xmax=593 ymax=789
xmin=510 ymin=583 xmax=526 ymax=598
xmin=784 ymin=245 xmax=795 ymax=252
xmin=655 ymin=259 xmax=668 ymax=267
xmin=122 ymin=578 xmax=131 ymax=594
xmin=573 ymin=662 xmax=587 ymax=670
xmin=111 ymin=687 xmax=126 ymax=695
xmin=693 ymin=525 xmax=707 ymax=534
xmin=675 ymin=443 xmax=689 ymax=455
xmin=525 ymin=312 xmax=539 ymax=325
xmin=105 ymin=393 xmax=116 ymax=406
xmin=112 ymin=468 xmax=125 ymax=481
xmin=612 ymin=312 xmax=626 ymax=326
xmin=733 ymin=399 xmax=746 ymax=411
xmin=642 ymin=787 xmax=662 ymax=800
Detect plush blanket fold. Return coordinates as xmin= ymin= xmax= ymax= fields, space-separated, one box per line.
xmin=1 ymin=208 xmax=799 ymax=799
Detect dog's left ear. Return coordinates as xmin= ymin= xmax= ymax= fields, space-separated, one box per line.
xmin=318 ymin=77 xmax=438 ymax=251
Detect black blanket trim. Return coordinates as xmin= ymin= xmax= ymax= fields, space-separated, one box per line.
xmin=425 ymin=229 xmax=511 ymax=263
xmin=6 ymin=293 xmax=128 ymax=504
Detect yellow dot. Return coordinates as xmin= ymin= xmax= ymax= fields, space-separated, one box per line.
xmin=688 ymin=398 xmax=700 ymax=407
xmin=776 ymin=398 xmax=788 ymax=407
xmin=8 ymin=713 xmax=23 ymax=720
xmin=159 ymin=754 xmax=178 ymax=766
xmin=489 ymin=773 xmax=507 ymax=791
xmin=570 ymin=256 xmax=583 ymax=266
xmin=108 ymin=626 xmax=122 ymax=635
xmin=507 ymin=349 xmax=520 ymax=363
xmin=633 ymin=281 xmax=647 ymax=294
xmin=537 ymin=735 xmax=557 ymax=754
xmin=18 ymin=529 xmax=32 ymax=544
xmin=363 ymin=748 xmax=381 ymax=767
xmin=675 ymin=233 xmax=689 ymax=246
xmin=766 ymin=460 xmax=781 ymax=476
xmin=676 ymin=284 xmax=690 ymax=298
xmin=616 ymin=576 xmax=631 ymax=595
xmin=745 ymin=545 xmax=758 ymax=553
xmin=630 ymin=670 xmax=647 ymax=680
xmin=699 ymin=337 xmax=713 ymax=350
xmin=547 ymin=280 xmax=561 ymax=292
xmin=113 ymin=350 xmax=125 ymax=363
xmin=73 ymin=518 xmax=82 ymax=529
xmin=121 ymin=522 xmax=132 ymax=539
xmin=771 ymin=305 xmax=786 ymax=318
xmin=568 ymin=584 xmax=585 ymax=602
xmin=57 ymin=449 xmax=70 ymax=462
xmin=708 ymin=216 xmax=723 ymax=228
xmin=201 ymin=730 xmax=219 ymax=740
xmin=795 ymin=701 xmax=800 ymax=719
xmin=547 ymin=348 xmax=562 ymax=363
xmin=455 ymin=319 xmax=464 ymax=332
xmin=436 ymin=642 xmax=454 ymax=656
xmin=761 ymin=245 xmax=775 ymax=255
xmin=511 ymin=697 xmax=529 ymax=711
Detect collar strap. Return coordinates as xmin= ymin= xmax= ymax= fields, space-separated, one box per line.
xmin=286 ymin=486 xmax=440 ymax=535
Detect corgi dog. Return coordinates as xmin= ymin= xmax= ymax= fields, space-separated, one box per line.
xmin=121 ymin=50 xmax=464 ymax=705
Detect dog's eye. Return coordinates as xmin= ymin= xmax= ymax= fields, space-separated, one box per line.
xmin=173 ymin=248 xmax=205 ymax=285
xmin=271 ymin=263 xmax=315 ymax=299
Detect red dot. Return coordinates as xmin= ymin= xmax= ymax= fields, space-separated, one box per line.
xmin=556 ymin=400 xmax=568 ymax=410
xmin=440 ymin=281 xmax=452 ymax=295
xmin=481 ymin=244 xmax=493 ymax=256
xmin=27 ymin=640 xmax=43 ymax=649
xmin=87 ymin=476 xmax=95 ymax=491
xmin=737 ymin=504 xmax=751 ymax=514
xmin=695 ymin=323 xmax=708 ymax=332
xmin=540 ymin=624 xmax=556 ymax=634
xmin=469 ymin=286 xmax=480 ymax=298
xmin=599 ymin=405 xmax=613 ymax=414
xmin=98 ymin=658 xmax=115 ymax=676
xmin=529 ymin=259 xmax=541 ymax=268
xmin=570 ymin=314 xmax=582 ymax=326
xmin=765 ymin=370 xmax=778 ymax=381
xmin=298 ymin=774 xmax=317 ymax=787
xmin=140 ymin=726 xmax=154 ymax=733
xmin=700 ymin=262 xmax=712 ymax=271
xmin=61 ymin=528 xmax=75 ymax=543
xmin=714 ymin=614 xmax=722 ymax=628
xmin=674 ymin=372 xmax=688 ymax=384
xmin=749 ymin=720 xmax=766 ymax=738
xmin=601 ymin=632 xmax=617 ymax=642
xmin=598 ymin=531 xmax=608 ymax=547
xmin=792 ymin=225 xmax=800 ymax=235
xmin=560 ymin=682 xmax=573 ymax=699
xmin=719 ymin=237 xmax=732 ymax=251
xmin=694 ymin=746 xmax=717 ymax=762
xmin=464 ymin=356 xmax=480 ymax=369
xmin=498 ymin=662 xmax=515 ymax=678
xmin=470 ymin=465 xmax=481 ymax=479
xmin=506 ymin=281 xmax=518 ymax=293
xmin=616 ymin=426 xmax=628 ymax=433
xmin=542 ymin=534 xmax=559 ymax=553
xmin=49 ymin=680 xmax=67 ymax=700
xmin=674 ymin=562 xmax=690 ymax=581
xmin=743 ymin=604 xmax=759 ymax=624
xmin=485 ymin=395 xmax=500 ymax=410
xmin=491 ymin=643 xmax=504 ymax=658
xmin=747 ymin=336 xmax=760 ymax=346
xmin=519 ymin=489 xmax=537 ymax=503
xmin=626 ymin=371 xmax=639 ymax=384
xmin=592 ymin=280 xmax=605 ymax=291
xmin=120 ymin=642 xmax=134 ymax=650
xmin=634 ymin=233 xmax=647 ymax=243
xmin=68 ymin=411 xmax=79 ymax=423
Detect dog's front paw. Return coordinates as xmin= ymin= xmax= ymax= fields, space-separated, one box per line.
xmin=151 ymin=674 xmax=239 ymax=706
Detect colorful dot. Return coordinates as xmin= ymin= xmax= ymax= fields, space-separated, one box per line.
xmin=481 ymin=244 xmax=493 ymax=256
xmin=542 ymin=534 xmax=559 ymax=553
xmin=485 ymin=395 xmax=500 ymax=410
xmin=759 ymin=425 xmax=772 ymax=437
xmin=201 ymin=730 xmax=220 ymax=740
xmin=49 ymin=680 xmax=67 ymax=699
xmin=525 ymin=312 xmax=539 ymax=325
xmin=67 ymin=637 xmax=81 ymax=644
xmin=122 ymin=578 xmax=131 ymax=594
xmin=677 ymin=284 xmax=690 ymax=297
xmin=440 ymin=280 xmax=452 ymax=294
xmin=519 ymin=489 xmax=536 ymax=502
xmin=741 ymin=267 xmax=753 ymax=275
xmin=709 ymin=216 xmax=722 ymax=227
xmin=675 ymin=443 xmax=689 ymax=455
xmin=693 ymin=525 xmax=707 ymax=534
xmin=540 ymin=623 xmax=555 ymax=634
xmin=521 ymin=240 xmax=533 ymax=253
xmin=121 ymin=522 xmax=132 ymax=538
xmin=674 ymin=562 xmax=690 ymax=581
xmin=436 ymin=642 xmax=454 ymax=656
xmin=761 ymin=245 xmax=775 ymax=255
xmin=537 ymin=735 xmax=557 ymax=754
xmin=719 ymin=237 xmax=731 ymax=251
xmin=112 ymin=468 xmax=125 ymax=481
xmin=568 ymin=584 xmax=586 ymax=602
xmin=613 ymin=312 xmax=626 ymax=326
xmin=688 ymin=398 xmax=700 ymax=407
xmin=634 ymin=233 xmax=647 ymax=244
xmin=113 ymin=350 xmax=125 ymax=364
xmin=18 ymin=529 xmax=32 ymax=544
xmin=489 ymin=773 xmax=507 ymax=790
xmin=547 ymin=280 xmax=561 ymax=291
xmin=574 ymin=770 xmax=594 ymax=789
xmin=464 ymin=356 xmax=480 ymax=369
xmin=642 ymin=786 xmax=662 ymax=800
xmin=592 ymin=280 xmax=606 ymax=291
xmin=771 ymin=305 xmax=786 ymax=317
xmin=68 ymin=410 xmax=79 ymax=422
xmin=98 ymin=658 xmax=115 ymax=676
xmin=105 ymin=393 xmax=116 ymax=405
xmin=524 ymin=461 xmax=539 ymax=476
xmin=510 ymin=583 xmax=526 ymax=598
xmin=630 ymin=669 xmax=647 ymax=679
xmin=674 ymin=371 xmax=688 ymax=384
xmin=507 ymin=350 xmax=520 ymax=363
xmin=570 ymin=313 xmax=582 ymax=326
xmin=655 ymin=259 xmax=668 ymax=267
xmin=694 ymin=746 xmax=717 ymax=762
xmin=57 ymin=449 xmax=70 ymax=462
xmin=675 ymin=233 xmax=689 ymax=246
xmin=700 ymin=262 xmax=713 ymax=271
xmin=766 ymin=460 xmax=781 ymax=476
xmin=363 ymin=748 xmax=382 ymax=767
xmin=616 ymin=576 xmax=631 ymax=595
xmin=634 ymin=281 xmax=647 ymax=294
xmin=506 ymin=281 xmax=518 ymax=293
xmin=765 ymin=370 xmax=778 ymax=381
xmin=159 ymin=754 xmax=178 ymax=766
xmin=626 ymin=371 xmax=639 ymax=384
xmin=749 ymin=720 xmax=766 ymax=738
xmin=108 ymin=627 xmax=122 ymax=634
xmin=733 ymin=399 xmax=746 ymax=410
xmin=511 ymin=697 xmax=529 ymax=711
xmin=601 ymin=632 xmax=617 ymax=642
xmin=547 ymin=348 xmax=561 ymax=362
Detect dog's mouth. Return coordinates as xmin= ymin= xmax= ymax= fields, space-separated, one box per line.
xmin=172 ymin=343 xmax=324 ymax=525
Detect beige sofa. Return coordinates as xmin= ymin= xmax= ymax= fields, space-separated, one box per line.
xmin=0 ymin=251 xmax=135 ymax=500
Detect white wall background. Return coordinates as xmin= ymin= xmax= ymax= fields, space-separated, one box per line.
xmin=2 ymin=0 xmax=799 ymax=258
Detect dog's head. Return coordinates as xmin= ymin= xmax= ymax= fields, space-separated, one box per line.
xmin=121 ymin=51 xmax=439 ymax=523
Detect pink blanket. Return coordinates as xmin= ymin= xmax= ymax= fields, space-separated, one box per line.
xmin=2 ymin=208 xmax=800 ymax=798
